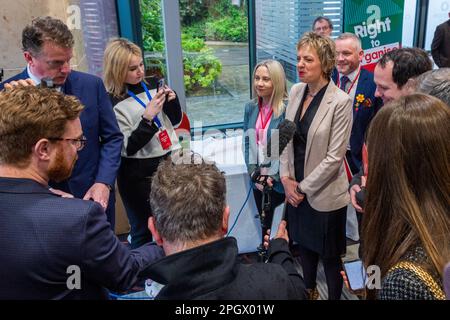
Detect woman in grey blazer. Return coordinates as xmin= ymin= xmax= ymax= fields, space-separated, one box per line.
xmin=243 ymin=59 xmax=288 ymax=254
xmin=280 ymin=33 xmax=352 ymax=299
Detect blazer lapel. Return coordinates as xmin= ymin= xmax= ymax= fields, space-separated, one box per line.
xmin=61 ymin=72 xmax=77 ymax=96
xmin=305 ymin=83 xmax=334 ymax=163
xmin=287 ymin=84 xmax=306 ymax=121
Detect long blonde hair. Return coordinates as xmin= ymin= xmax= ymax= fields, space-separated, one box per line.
xmin=363 ymin=93 xmax=450 ymax=298
xmin=103 ymin=38 xmax=142 ymax=97
xmin=251 ymin=59 xmax=287 ymax=118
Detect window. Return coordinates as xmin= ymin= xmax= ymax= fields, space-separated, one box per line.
xmin=139 ymin=0 xmax=251 ymax=128
xmin=255 ymin=0 xmax=343 ymax=85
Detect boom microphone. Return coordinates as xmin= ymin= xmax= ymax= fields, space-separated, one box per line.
xmin=251 ymin=119 xmax=296 ymax=183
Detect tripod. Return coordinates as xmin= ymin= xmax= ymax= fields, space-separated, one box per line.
xmin=256 ymin=176 xmax=273 ymax=262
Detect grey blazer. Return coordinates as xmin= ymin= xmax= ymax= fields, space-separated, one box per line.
xmin=280 ymin=82 xmax=352 ymax=211
xmin=243 ymin=100 xmax=286 ymax=193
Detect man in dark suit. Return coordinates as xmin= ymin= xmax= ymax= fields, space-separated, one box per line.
xmin=349 ymin=48 xmax=432 ymax=227
xmin=0 ymin=86 xmax=163 ymax=299
xmin=332 ymin=33 xmax=382 ymax=173
xmin=0 ymin=16 xmax=123 ymax=229
xmin=431 ymin=12 xmax=450 ymax=68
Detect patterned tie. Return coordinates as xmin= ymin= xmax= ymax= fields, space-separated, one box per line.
xmin=340 ymin=75 xmax=349 ymax=91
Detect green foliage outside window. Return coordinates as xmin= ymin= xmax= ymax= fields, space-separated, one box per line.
xmin=140 ymin=0 xmax=246 ymax=92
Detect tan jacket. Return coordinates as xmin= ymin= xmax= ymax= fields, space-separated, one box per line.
xmin=280 ymin=82 xmax=352 ymax=212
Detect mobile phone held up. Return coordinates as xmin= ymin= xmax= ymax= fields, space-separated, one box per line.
xmin=156 ymin=78 xmax=165 ymax=92
xmin=343 ymin=259 xmax=367 ymax=291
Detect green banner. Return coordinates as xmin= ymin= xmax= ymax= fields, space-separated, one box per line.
xmin=344 ymin=0 xmax=405 ymax=70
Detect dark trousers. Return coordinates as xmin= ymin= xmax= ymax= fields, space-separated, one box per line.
xmin=253 ymin=188 xmax=285 ymax=244
xmin=298 ymin=244 xmax=343 ymax=300
xmin=117 ymin=155 xmax=167 ymax=249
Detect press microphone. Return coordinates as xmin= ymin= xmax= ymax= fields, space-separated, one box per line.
xmin=250 ymin=119 xmax=296 ymax=184
xmin=39 ymin=77 xmax=56 ymax=89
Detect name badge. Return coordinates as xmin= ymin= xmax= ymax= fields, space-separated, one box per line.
xmin=159 ymin=129 xmax=172 ymax=150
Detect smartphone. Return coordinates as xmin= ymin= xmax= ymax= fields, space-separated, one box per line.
xmin=156 ymin=78 xmax=165 ymax=92
xmin=343 ymin=259 xmax=367 ymax=291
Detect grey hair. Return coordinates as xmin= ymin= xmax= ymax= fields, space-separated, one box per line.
xmin=149 ymin=157 xmax=226 ymax=243
xmin=415 ymin=68 xmax=450 ymax=106
xmin=336 ymin=32 xmax=362 ymax=51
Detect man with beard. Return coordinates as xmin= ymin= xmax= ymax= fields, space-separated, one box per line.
xmin=333 ymin=33 xmax=382 ymax=173
xmin=0 ymin=86 xmax=163 ymax=299
xmin=0 ymin=16 xmax=123 ymax=229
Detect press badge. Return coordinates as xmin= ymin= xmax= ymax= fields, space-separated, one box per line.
xmin=158 ymin=129 xmax=172 ymax=150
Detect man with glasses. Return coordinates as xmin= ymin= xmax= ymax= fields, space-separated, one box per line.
xmin=312 ymin=16 xmax=333 ymax=37
xmin=0 ymin=86 xmax=163 ymax=299
xmin=0 ymin=16 xmax=123 ymax=229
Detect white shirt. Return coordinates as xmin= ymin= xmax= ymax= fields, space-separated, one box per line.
xmin=338 ymin=65 xmax=361 ymax=102
xmin=27 ymin=65 xmax=62 ymax=92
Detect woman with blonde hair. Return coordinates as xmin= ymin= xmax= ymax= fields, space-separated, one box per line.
xmin=242 ymin=59 xmax=287 ymax=254
xmin=362 ymin=93 xmax=450 ymax=300
xmin=280 ymin=32 xmax=353 ymax=299
xmin=103 ymin=38 xmax=182 ymax=248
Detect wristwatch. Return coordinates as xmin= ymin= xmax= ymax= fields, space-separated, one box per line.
xmin=295 ymin=183 xmax=306 ymax=196
xmin=141 ymin=114 xmax=154 ymax=126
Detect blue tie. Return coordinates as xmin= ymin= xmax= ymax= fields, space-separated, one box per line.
xmin=340 ymin=75 xmax=349 ymax=91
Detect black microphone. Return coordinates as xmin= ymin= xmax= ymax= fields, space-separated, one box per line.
xmin=251 ymin=119 xmax=296 ymax=184
xmin=39 ymin=77 xmax=56 ymax=89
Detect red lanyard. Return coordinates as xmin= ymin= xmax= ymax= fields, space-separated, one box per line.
xmin=362 ymin=143 xmax=369 ymax=177
xmin=337 ymin=67 xmax=361 ymax=94
xmin=256 ymin=99 xmax=273 ymax=145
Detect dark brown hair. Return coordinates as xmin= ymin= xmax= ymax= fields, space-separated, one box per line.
xmin=22 ymin=16 xmax=74 ymax=55
xmin=363 ymin=93 xmax=450 ymax=298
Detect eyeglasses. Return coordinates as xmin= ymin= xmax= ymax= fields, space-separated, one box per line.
xmin=47 ymin=136 xmax=87 ymax=151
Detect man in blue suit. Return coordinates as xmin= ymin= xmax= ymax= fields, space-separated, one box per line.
xmin=0 ymin=86 xmax=163 ymax=299
xmin=0 ymin=16 xmax=123 ymax=229
xmin=333 ymin=33 xmax=382 ymax=174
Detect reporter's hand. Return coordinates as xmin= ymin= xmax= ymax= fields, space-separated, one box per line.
xmin=350 ymin=184 xmax=363 ymax=212
xmin=143 ymin=89 xmax=165 ymax=120
xmin=263 ymin=220 xmax=289 ymax=250
xmin=49 ymin=187 xmax=74 ymax=198
xmin=4 ymin=78 xmax=36 ymax=89
xmin=340 ymin=271 xmax=366 ymax=298
xmin=255 ymin=176 xmax=274 ymax=191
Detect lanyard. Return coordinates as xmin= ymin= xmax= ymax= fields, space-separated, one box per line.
xmin=337 ymin=67 xmax=361 ymax=94
xmin=256 ymin=99 xmax=273 ymax=145
xmin=127 ymin=82 xmax=162 ymax=128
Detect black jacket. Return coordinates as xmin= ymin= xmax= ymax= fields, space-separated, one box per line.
xmin=146 ymin=237 xmax=306 ymax=300
xmin=0 ymin=177 xmax=164 ymax=299
xmin=431 ymin=20 xmax=450 ymax=68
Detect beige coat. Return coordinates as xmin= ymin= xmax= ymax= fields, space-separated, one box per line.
xmin=280 ymin=82 xmax=352 ymax=212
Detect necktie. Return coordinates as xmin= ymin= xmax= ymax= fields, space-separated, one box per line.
xmin=340 ymin=75 xmax=349 ymax=91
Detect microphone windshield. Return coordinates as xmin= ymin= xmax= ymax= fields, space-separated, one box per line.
xmin=266 ymin=119 xmax=296 ymax=158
